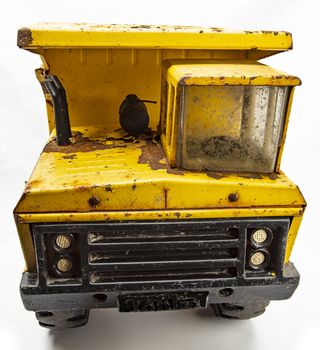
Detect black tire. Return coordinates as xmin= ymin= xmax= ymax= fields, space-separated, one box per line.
xmin=35 ymin=309 xmax=90 ymax=330
xmin=211 ymin=301 xmax=270 ymax=320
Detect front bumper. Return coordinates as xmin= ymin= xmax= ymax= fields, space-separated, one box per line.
xmin=21 ymin=262 xmax=299 ymax=311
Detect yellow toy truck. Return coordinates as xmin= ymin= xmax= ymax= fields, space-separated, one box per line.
xmin=15 ymin=24 xmax=306 ymax=329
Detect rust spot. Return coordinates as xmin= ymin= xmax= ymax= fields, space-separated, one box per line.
xmin=88 ymin=196 xmax=100 ymax=207
xmin=62 ymin=154 xmax=77 ymax=160
xmin=245 ymin=30 xmax=281 ymax=36
xmin=174 ymin=212 xmax=181 ymax=218
xmin=132 ymin=184 xmax=137 ymax=190
xmin=105 ymin=185 xmax=113 ymax=193
xmin=130 ymin=25 xmax=152 ymax=29
xmin=138 ymin=142 xmax=167 ymax=170
xmin=206 ymin=172 xmax=224 ymax=179
xmin=17 ymin=27 xmax=33 ymax=48
xmin=44 ymin=132 xmax=127 ymax=154
xmin=24 ymin=179 xmax=42 ymax=192
xmin=228 ymin=193 xmax=239 ymax=202
xmin=138 ymin=141 xmax=184 ymax=175
xmin=179 ymin=74 xmax=192 ymax=85
xmin=267 ymin=173 xmax=279 ymax=180
xmin=237 ymin=173 xmax=263 ymax=180
xmin=210 ymin=27 xmax=223 ymax=32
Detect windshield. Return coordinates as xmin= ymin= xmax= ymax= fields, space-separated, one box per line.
xmin=178 ymin=85 xmax=289 ymax=173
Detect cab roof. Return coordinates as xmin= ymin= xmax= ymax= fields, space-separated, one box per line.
xmin=167 ymin=62 xmax=301 ymax=86
xmin=18 ymin=23 xmax=292 ymax=58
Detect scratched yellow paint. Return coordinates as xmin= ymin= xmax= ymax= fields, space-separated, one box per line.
xmin=166 ymin=62 xmax=301 ymax=86
xmin=15 ymin=126 xmax=306 ymax=213
xmin=18 ymin=23 xmax=293 ymax=51
xmin=18 ymin=25 xmax=293 ymax=133
xmin=15 ymin=24 xmax=305 ymax=272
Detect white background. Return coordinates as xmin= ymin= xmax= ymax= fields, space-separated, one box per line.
xmin=0 ymin=1 xmax=319 ymax=349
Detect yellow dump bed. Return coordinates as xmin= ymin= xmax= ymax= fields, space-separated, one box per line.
xmin=18 ymin=23 xmax=292 ymax=52
xmin=17 ymin=24 xmax=294 ymax=132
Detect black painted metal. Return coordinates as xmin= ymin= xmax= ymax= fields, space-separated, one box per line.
xmin=43 ymin=75 xmax=72 ymax=146
xmin=119 ymin=94 xmax=155 ymax=136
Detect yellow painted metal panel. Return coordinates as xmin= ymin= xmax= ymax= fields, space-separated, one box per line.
xmin=16 ymin=207 xmax=304 ymax=224
xmin=285 ymin=215 xmax=303 ymax=262
xmin=32 ymin=53 xmax=297 ymax=133
xmin=15 ymin=221 xmax=36 ymax=272
xmin=275 ymin=87 xmax=296 ymax=172
xmin=15 ymin=126 xmax=305 ymax=213
xmin=17 ymin=26 xmax=296 ymax=133
xmin=167 ymin=62 xmax=301 ymax=86
xmin=18 ymin=24 xmax=292 ymax=52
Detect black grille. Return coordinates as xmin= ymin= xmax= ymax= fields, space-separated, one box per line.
xmin=87 ymin=222 xmax=242 ymax=284
xmin=32 ymin=218 xmax=290 ymax=287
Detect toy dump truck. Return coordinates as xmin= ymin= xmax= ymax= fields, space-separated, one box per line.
xmin=15 ymin=24 xmax=306 ymax=329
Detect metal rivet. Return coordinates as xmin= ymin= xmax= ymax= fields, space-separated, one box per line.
xmin=88 ymin=196 xmax=100 ymax=206
xmin=228 ymin=193 xmax=239 ymax=202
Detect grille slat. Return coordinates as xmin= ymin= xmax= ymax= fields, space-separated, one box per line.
xmin=91 ymin=267 xmax=237 ymax=283
xmin=89 ymin=248 xmax=237 ymax=263
xmin=89 ymin=258 xmax=238 ymax=271
xmin=88 ymin=222 xmax=241 ymax=283
xmin=87 ymin=239 xmax=239 ymax=251
xmin=88 ymin=229 xmax=237 ymax=244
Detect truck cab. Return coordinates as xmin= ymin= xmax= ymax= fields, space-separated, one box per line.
xmin=15 ymin=24 xmax=305 ymax=329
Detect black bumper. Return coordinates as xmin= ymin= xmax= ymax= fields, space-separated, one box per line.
xmin=20 ymin=262 xmax=299 ymax=311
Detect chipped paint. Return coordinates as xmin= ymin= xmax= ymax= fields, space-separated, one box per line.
xmin=15 ymin=126 xmax=306 ymax=214
xmin=44 ymin=132 xmax=128 ymax=154
xmin=15 ymin=24 xmax=304 ymax=270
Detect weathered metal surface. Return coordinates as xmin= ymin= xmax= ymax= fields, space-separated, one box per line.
xmin=162 ymin=64 xmax=299 ymax=169
xmin=17 ymin=27 xmax=32 ymax=48
xmin=17 ymin=25 xmax=293 ymax=133
xmin=15 ymin=24 xmax=305 ymax=273
xmin=14 ymin=126 xmax=306 ymax=214
xmin=17 ymin=24 xmax=292 ymax=52
xmin=167 ymin=62 xmax=301 ymax=86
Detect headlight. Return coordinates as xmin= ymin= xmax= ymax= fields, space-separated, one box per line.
xmin=55 ymin=234 xmax=72 ymax=249
xmin=250 ymin=228 xmax=273 ymax=247
xmin=56 ymin=257 xmax=73 ymax=273
xmin=248 ymin=249 xmax=271 ymax=270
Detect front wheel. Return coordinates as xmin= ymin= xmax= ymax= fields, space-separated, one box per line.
xmin=35 ymin=309 xmax=90 ymax=330
xmin=211 ymin=301 xmax=270 ymax=320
